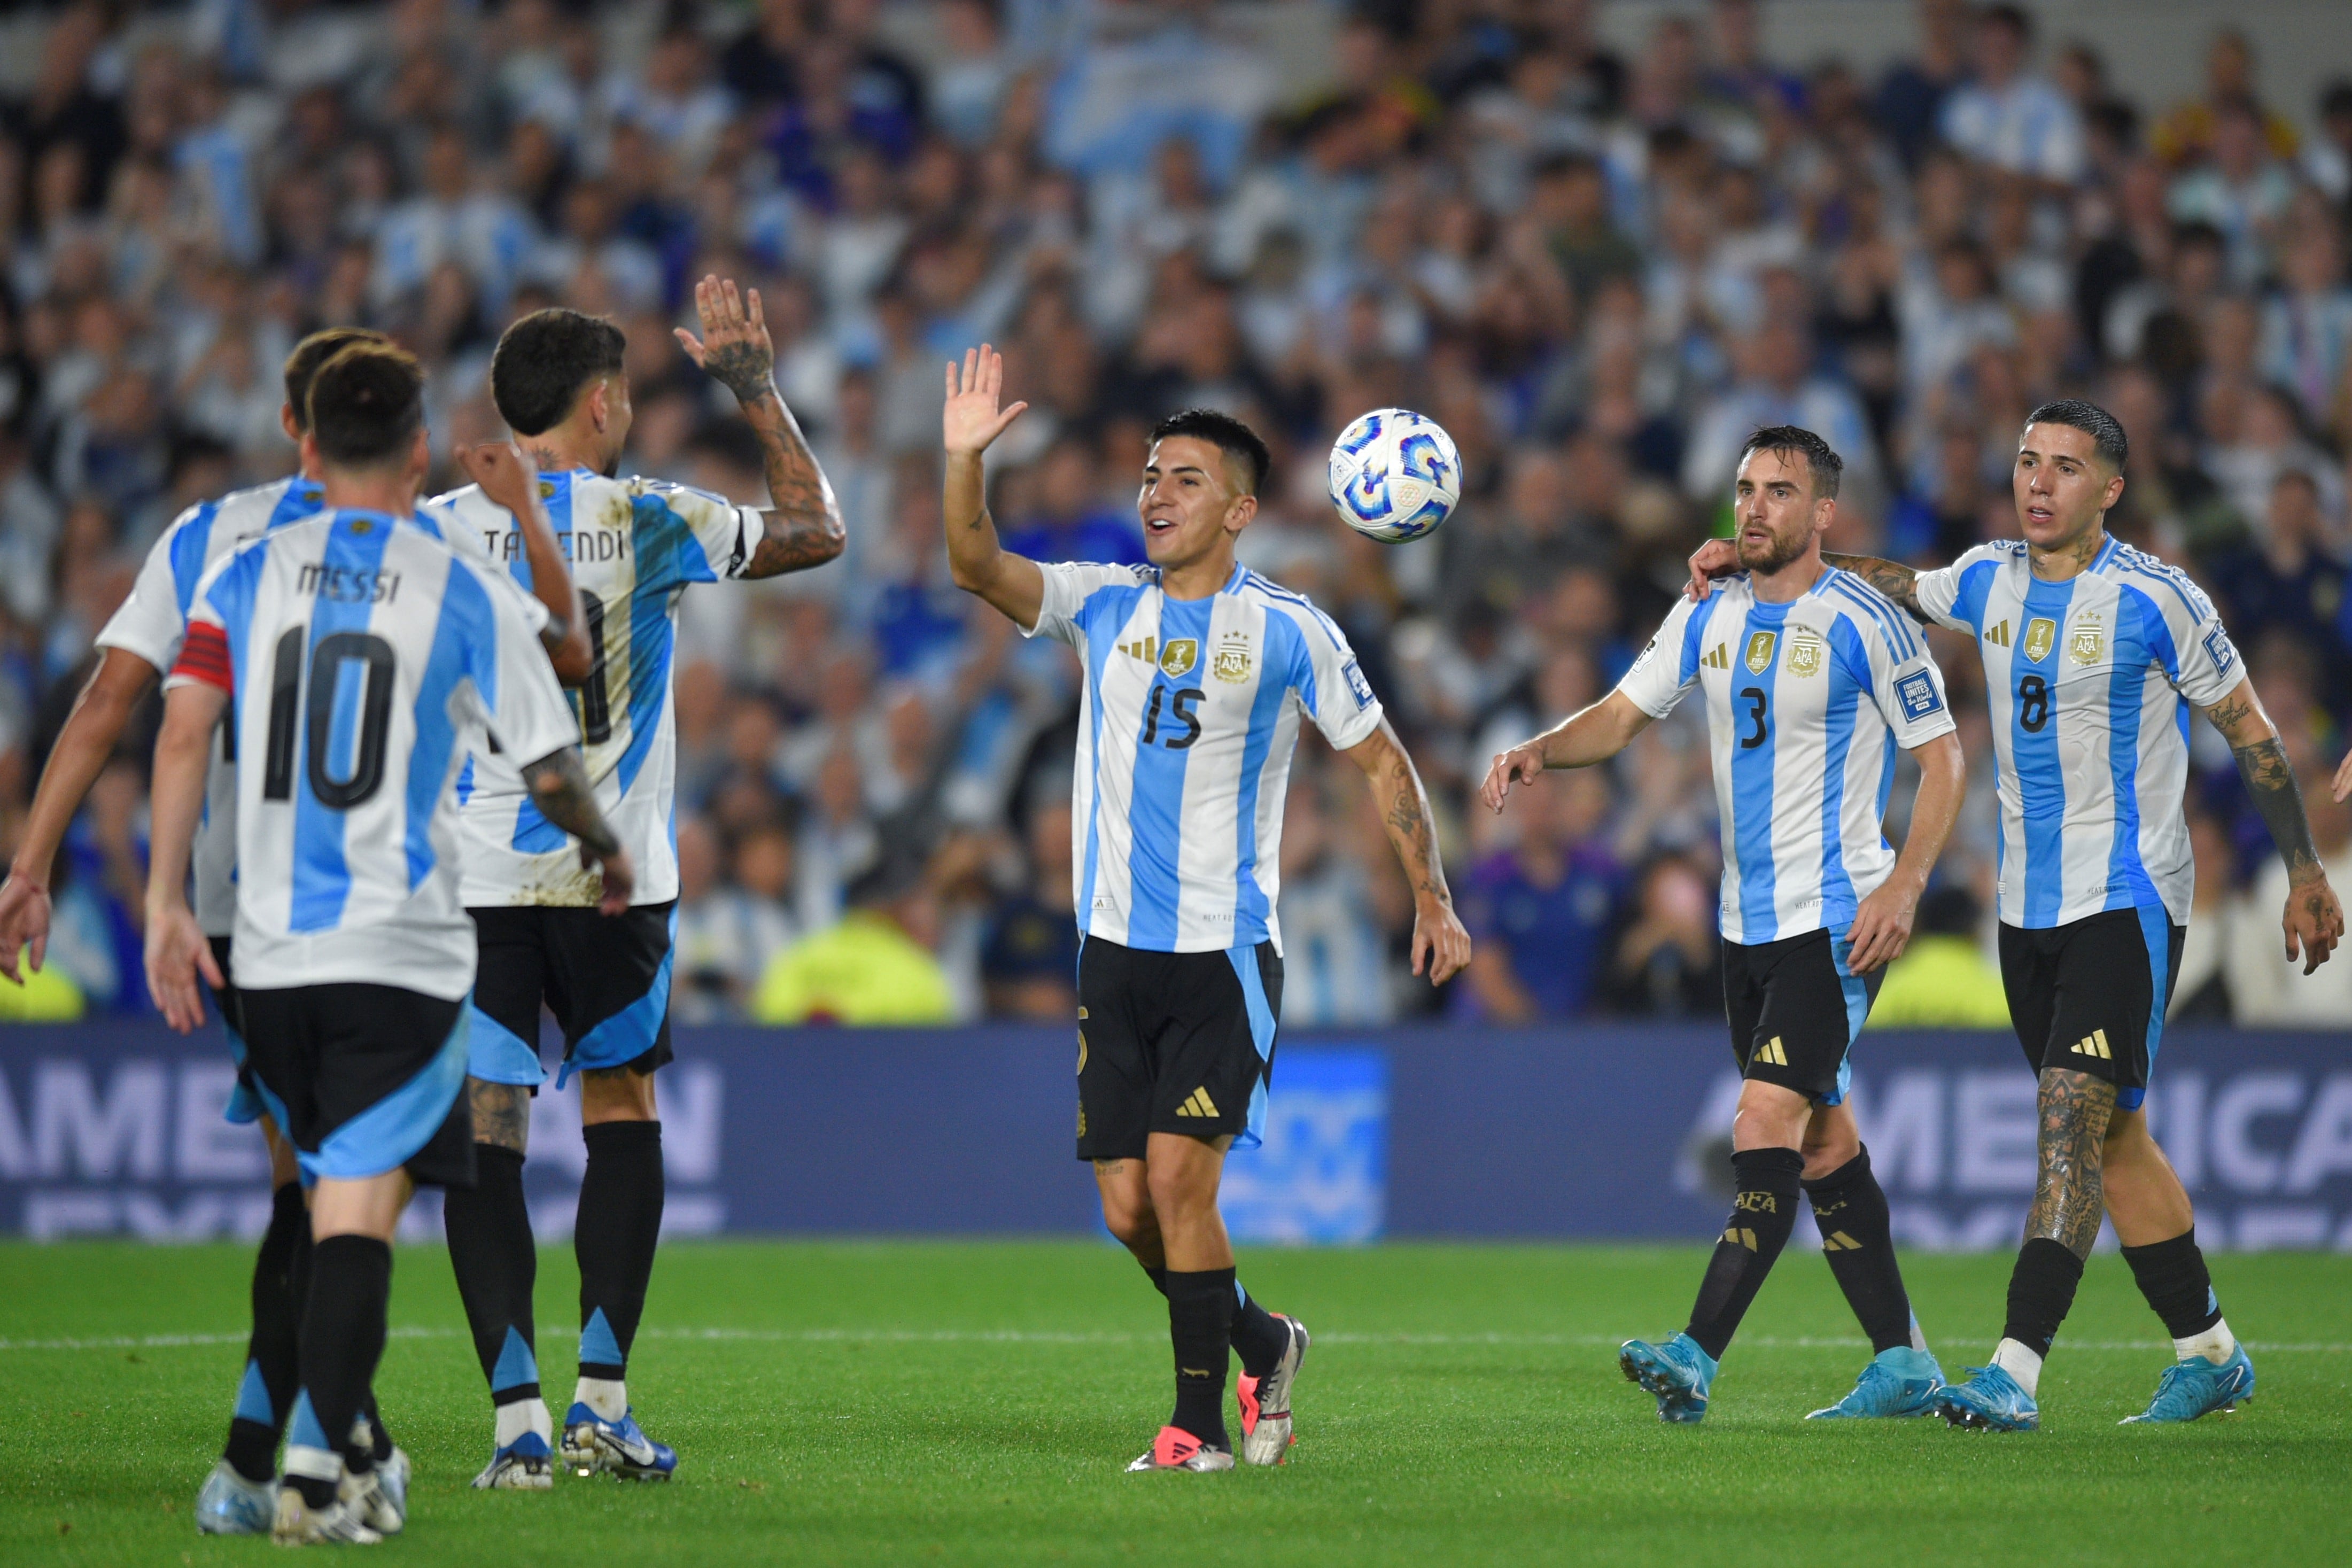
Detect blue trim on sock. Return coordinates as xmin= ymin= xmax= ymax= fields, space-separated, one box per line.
xmin=232 ymin=1359 xmax=274 ymax=1426
xmin=579 ymin=1307 xmax=624 ymax=1370
xmin=491 ymin=1325 xmax=540 ymax=1394
xmin=287 ymin=1390 xmax=329 ymax=1451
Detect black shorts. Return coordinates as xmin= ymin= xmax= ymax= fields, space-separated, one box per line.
xmin=1999 ymin=907 xmax=2185 ymax=1112
xmin=466 ymin=903 xmax=677 ymax=1091
xmin=1721 ymin=927 xmax=1881 ymax=1106
xmin=236 ymin=983 xmax=473 ymax=1187
xmin=207 ymin=935 xmax=270 ymax=1129
xmin=1075 ymin=937 xmax=1281 ymax=1161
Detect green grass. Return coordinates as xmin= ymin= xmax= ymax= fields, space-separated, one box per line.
xmin=1 ymin=1240 xmax=2347 ymax=1566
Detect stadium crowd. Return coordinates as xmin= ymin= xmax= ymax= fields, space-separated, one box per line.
xmin=1 ymin=0 xmax=2349 ymax=1028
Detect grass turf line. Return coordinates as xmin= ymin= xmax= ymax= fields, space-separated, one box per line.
xmin=0 ymin=1241 xmax=2345 ymax=1566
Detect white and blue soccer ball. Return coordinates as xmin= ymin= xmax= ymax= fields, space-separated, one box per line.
xmin=1326 ymin=408 xmax=1462 ymax=543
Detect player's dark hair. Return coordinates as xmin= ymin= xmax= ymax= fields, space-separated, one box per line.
xmin=1738 ymin=425 xmax=1843 ymax=499
xmin=283 ymin=328 xmax=389 ymax=434
xmin=2023 ymin=398 xmax=2128 ymax=471
xmin=306 ymin=343 xmax=424 ymax=468
xmin=1150 ymin=408 xmax=1271 ymax=495
xmin=1982 ymin=3 xmax=2031 ymax=43
xmin=490 ymin=308 xmax=628 ymax=436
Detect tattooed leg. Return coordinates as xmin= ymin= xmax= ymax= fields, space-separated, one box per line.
xmin=2028 ymin=1067 xmax=2117 ymax=1258
xmin=445 ymin=1077 xmax=544 ymax=1419
xmin=468 ymin=1078 xmax=531 ymax=1154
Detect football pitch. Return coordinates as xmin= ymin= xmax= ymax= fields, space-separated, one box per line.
xmin=2 ymin=1241 xmax=2346 ymax=1566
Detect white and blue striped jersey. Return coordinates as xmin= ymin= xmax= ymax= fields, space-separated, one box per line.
xmin=1915 ymin=538 xmax=2242 ymax=929
xmin=1616 ymin=568 xmax=1958 ymax=946
xmin=172 ymin=509 xmax=577 ymax=998
xmin=1027 ymin=561 xmax=1385 ymax=953
xmin=96 ymin=477 xmax=484 ymax=936
xmin=429 ymin=470 xmax=760 ymax=909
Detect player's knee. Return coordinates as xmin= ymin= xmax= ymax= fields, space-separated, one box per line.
xmin=1144 ymin=1151 xmax=1219 ymax=1223
xmin=1099 ymin=1192 xmax=1156 ymax=1249
xmin=1730 ymin=1082 xmax=1809 ymax=1151
xmin=579 ymin=1066 xmax=657 ymax=1123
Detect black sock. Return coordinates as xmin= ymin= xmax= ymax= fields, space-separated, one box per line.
xmin=2120 ymin=1228 xmax=2223 ymax=1342
xmin=446 ymin=1145 xmax=542 ymax=1409
xmin=1231 ymin=1280 xmax=1290 ymax=1378
xmin=2002 ymin=1237 xmax=2086 ymax=1358
xmin=576 ymin=1120 xmax=664 ymax=1381
xmin=223 ymin=1181 xmax=307 ymax=1483
xmin=288 ymin=1236 xmax=391 ymax=1510
xmin=1163 ymin=1268 xmax=1235 ymax=1449
xmin=342 ymin=1394 xmax=386 ymax=1478
xmin=1684 ymin=1147 xmax=1806 ymax=1361
xmin=1803 ymin=1146 xmax=1914 ymax=1354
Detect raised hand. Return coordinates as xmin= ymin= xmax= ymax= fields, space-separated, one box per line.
xmin=454 ymin=438 xmax=540 ymax=516
xmin=674 ymin=274 xmax=776 ymax=405
xmin=943 ymin=345 xmax=1028 ymax=457
xmin=1684 ymin=538 xmax=1739 ymax=601
xmin=2282 ymin=876 xmax=2344 ymax=976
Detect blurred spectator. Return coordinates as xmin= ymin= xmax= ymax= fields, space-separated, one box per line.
xmin=2151 ymin=29 xmax=2302 ymax=172
xmin=2169 ymin=810 xmax=2237 ymax=1022
xmin=675 ymin=816 xmax=800 ymax=1024
xmin=1458 ymin=770 xmax=1623 ymax=1022
xmin=980 ymin=800 xmax=1079 ymax=1020
xmin=1276 ymin=773 xmax=1395 ymax=1027
xmin=1937 ymin=5 xmax=2084 ymax=187
xmin=752 ymin=855 xmax=954 ymax=1026
xmin=1866 ymin=886 xmax=2010 ymax=1028
xmin=2202 ymin=470 xmax=2352 ymax=711
xmin=1602 ymin=852 xmax=1721 ymax=1017
xmin=2223 ymin=754 xmax=2352 ymax=1026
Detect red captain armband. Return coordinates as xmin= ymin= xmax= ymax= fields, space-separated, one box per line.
xmin=170 ymin=620 xmax=234 ymax=692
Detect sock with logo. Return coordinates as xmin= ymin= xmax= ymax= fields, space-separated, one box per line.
xmin=446 ymin=1145 xmax=548 ymax=1432
xmin=2000 ymin=1236 xmax=2086 ymax=1372
xmin=1138 ymin=1260 xmax=1288 ymax=1378
xmin=1163 ymin=1267 xmax=1236 ymax=1450
xmin=285 ymin=1236 xmax=391 ymax=1510
xmin=576 ymin=1120 xmax=664 ymax=1389
xmin=1684 ymin=1147 xmax=1806 ymax=1361
xmin=1802 ymin=1146 xmax=1915 ymax=1354
xmin=2120 ymin=1228 xmax=2233 ymax=1361
xmin=222 ymin=1180 xmax=308 ymax=1484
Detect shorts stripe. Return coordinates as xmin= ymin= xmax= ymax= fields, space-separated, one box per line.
xmin=308 ymin=1006 xmax=471 ymax=1181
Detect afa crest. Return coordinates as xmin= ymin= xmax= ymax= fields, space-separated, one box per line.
xmin=2022 ymin=617 xmax=2057 ymax=663
xmin=1212 ymin=638 xmax=1252 ymax=684
xmin=1743 ymin=630 xmax=1777 ymax=674
xmin=1159 ymin=638 xmax=1199 ymax=678
xmin=2067 ymin=612 xmax=2106 ymax=666
xmin=1785 ymin=630 xmax=1825 ymax=677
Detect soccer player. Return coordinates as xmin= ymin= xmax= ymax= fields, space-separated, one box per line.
xmin=0 ymin=327 xmax=586 ymax=1536
xmin=144 ymin=342 xmax=629 ymax=1543
xmin=942 ymin=346 xmax=1472 ymax=1471
xmin=1486 ymin=426 xmax=1966 ymax=1423
xmin=1687 ymin=400 xmax=2347 ymax=1427
xmin=430 ymin=277 xmax=844 ymax=1487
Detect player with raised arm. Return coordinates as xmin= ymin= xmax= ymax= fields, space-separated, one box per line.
xmin=1485 ymin=427 xmax=1967 ymax=1423
xmin=430 ymin=278 xmax=844 ymax=1488
xmin=943 ymin=346 xmax=1471 ymax=1472
xmin=1686 ymin=400 xmax=2345 ymax=1428
xmin=144 ymin=343 xmax=630 ymax=1545
xmin=0 ymin=327 xmax=586 ymax=1538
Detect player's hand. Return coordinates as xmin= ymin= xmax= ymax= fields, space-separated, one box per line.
xmin=2333 ymin=746 xmax=2352 ymax=804
xmin=1843 ymin=880 xmax=1921 ymax=975
xmin=1479 ymin=743 xmax=1547 ymax=812
xmin=144 ymin=903 xmax=224 ymax=1034
xmin=674 ymin=275 xmax=776 ymax=404
xmin=1411 ymin=896 xmax=1472 ymax=987
xmin=583 ymin=844 xmax=636 ymax=917
xmin=2282 ymin=874 xmax=2345 ymax=975
xmin=455 ymin=438 xmax=541 ymax=519
xmin=1683 ymin=538 xmax=1740 ymax=601
xmin=0 ymin=871 xmax=53 ymax=984
xmin=943 ymin=345 xmax=1028 ymax=457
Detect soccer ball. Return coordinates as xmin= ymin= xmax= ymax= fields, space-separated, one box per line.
xmin=1327 ymin=408 xmax=1462 ymax=543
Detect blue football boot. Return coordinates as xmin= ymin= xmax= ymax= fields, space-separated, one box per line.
xmin=562 ymin=1403 xmax=677 ymax=1481
xmin=1807 ymin=1345 xmax=1946 ymax=1419
xmin=1932 ymin=1363 xmax=2039 ymax=1431
xmin=2121 ymin=1346 xmax=2255 ymax=1424
xmin=1619 ymin=1332 xmax=1717 ymax=1424
xmin=194 ymin=1460 xmax=276 ymax=1535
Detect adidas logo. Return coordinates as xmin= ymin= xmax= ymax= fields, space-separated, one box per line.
xmin=2070 ymin=1029 xmax=2113 ymax=1060
xmin=1986 ymin=620 xmax=2012 ymax=648
xmin=1702 ymin=642 xmax=1730 ymax=670
xmin=1822 ymin=1231 xmax=1864 ymax=1252
xmin=1723 ymin=1227 xmax=1759 ymax=1252
xmin=1173 ymin=1088 xmax=1221 ymax=1120
xmin=1751 ymin=1036 xmax=1788 ymax=1068
xmin=1119 ymin=637 xmax=1159 ymax=664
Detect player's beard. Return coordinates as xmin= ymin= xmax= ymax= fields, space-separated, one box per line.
xmin=1735 ymin=519 xmax=1812 ymax=576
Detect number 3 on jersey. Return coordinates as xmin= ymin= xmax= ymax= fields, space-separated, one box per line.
xmin=261 ymin=626 xmax=397 ymax=810
xmin=1738 ymin=686 xmax=1769 ymax=749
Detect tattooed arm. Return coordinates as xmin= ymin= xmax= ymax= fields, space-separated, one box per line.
xmin=2026 ymin=1068 xmax=2117 ymax=1259
xmin=521 ymin=746 xmax=636 ymax=916
xmin=1345 ymin=717 xmax=1472 ymax=985
xmin=674 ymin=274 xmax=846 ymax=579
xmin=2203 ymin=677 xmax=2345 ymax=974
xmin=1821 ymin=554 xmax=1930 ymax=622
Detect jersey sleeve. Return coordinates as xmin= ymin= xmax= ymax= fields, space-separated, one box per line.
xmin=95 ymin=504 xmax=207 ymax=673
xmin=1843 ymin=605 xmax=1959 ymax=749
xmin=2147 ymin=570 xmax=2242 ymax=707
xmin=1912 ymin=546 xmax=2000 ymax=634
xmin=1023 ymin=561 xmax=1146 ymax=647
xmin=1613 ymin=596 xmax=1704 ymax=719
xmin=465 ymin=562 xmax=581 ymax=768
xmin=634 ymin=478 xmax=759 ymax=585
xmin=1283 ymin=604 xmax=1384 ymax=751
